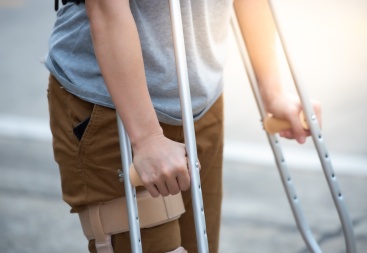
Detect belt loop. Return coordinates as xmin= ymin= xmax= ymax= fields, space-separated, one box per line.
xmin=89 ymin=204 xmax=114 ymax=253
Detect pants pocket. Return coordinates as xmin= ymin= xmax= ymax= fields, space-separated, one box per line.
xmin=47 ymin=75 xmax=124 ymax=211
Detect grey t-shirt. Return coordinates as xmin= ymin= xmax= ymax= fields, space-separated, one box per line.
xmin=45 ymin=0 xmax=232 ymax=125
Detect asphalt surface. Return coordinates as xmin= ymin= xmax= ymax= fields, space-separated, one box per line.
xmin=0 ymin=0 xmax=366 ymax=252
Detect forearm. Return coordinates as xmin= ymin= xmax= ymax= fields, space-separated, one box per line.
xmin=86 ymin=0 xmax=162 ymax=147
xmin=234 ymin=0 xmax=283 ymax=108
xmin=234 ymin=0 xmax=322 ymax=144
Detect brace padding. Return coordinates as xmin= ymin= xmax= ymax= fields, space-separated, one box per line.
xmin=78 ymin=191 xmax=185 ymax=241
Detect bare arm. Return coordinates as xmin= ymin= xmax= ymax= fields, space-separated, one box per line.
xmin=86 ymin=0 xmax=159 ymax=144
xmin=233 ymin=0 xmax=321 ymax=143
xmin=86 ymin=0 xmax=189 ymax=196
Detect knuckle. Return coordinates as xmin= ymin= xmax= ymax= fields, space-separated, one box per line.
xmin=289 ymin=106 xmax=299 ymax=116
xmin=142 ymin=173 xmax=161 ymax=186
xmin=176 ymin=165 xmax=187 ymax=175
xmin=141 ymin=175 xmax=152 ymax=185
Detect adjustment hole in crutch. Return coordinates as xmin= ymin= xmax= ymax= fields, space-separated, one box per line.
xmin=325 ymin=153 xmax=329 ymax=159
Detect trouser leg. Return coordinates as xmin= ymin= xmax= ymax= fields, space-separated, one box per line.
xmin=182 ymin=95 xmax=224 ymax=253
xmin=47 ymin=75 xmax=182 ymax=252
xmin=162 ymin=95 xmax=224 ymax=253
xmin=48 ymin=74 xmax=223 ymax=253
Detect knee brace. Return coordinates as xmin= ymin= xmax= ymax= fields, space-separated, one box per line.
xmin=78 ymin=190 xmax=185 ymax=253
xmin=166 ymin=246 xmax=188 ymax=253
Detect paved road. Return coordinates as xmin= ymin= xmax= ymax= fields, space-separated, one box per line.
xmin=1 ymin=137 xmax=366 ymax=253
xmin=0 ymin=0 xmax=366 ymax=252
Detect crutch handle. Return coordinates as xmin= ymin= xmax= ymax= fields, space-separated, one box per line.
xmin=129 ymin=165 xmax=143 ymax=187
xmin=129 ymin=158 xmax=194 ymax=188
xmin=263 ymin=111 xmax=309 ymax=134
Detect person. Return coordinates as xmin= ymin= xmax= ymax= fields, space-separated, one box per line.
xmin=46 ymin=0 xmax=321 ymax=252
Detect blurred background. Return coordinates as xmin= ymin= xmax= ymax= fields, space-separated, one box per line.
xmin=0 ymin=0 xmax=366 ymax=252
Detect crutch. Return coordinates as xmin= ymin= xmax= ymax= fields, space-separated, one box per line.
xmin=231 ymin=2 xmax=356 ymax=252
xmin=116 ymin=0 xmax=209 ymax=252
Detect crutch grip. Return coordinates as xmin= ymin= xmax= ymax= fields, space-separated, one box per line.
xmin=129 ymin=158 xmax=193 ymax=187
xmin=129 ymin=165 xmax=143 ymax=187
xmin=263 ymin=111 xmax=309 ymax=134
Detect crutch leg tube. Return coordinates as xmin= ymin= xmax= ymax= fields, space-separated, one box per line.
xmin=116 ymin=0 xmax=209 ymax=252
xmin=117 ymin=118 xmax=143 ymax=253
xmin=168 ymin=0 xmax=209 ymax=252
xmin=232 ymin=2 xmax=356 ymax=252
xmin=230 ymin=12 xmax=321 ymax=253
xmin=267 ymin=1 xmax=357 ymax=252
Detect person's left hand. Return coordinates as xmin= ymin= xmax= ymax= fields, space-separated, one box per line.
xmin=265 ymin=92 xmax=322 ymax=144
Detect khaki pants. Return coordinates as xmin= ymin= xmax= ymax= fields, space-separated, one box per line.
xmin=47 ymin=75 xmax=224 ymax=253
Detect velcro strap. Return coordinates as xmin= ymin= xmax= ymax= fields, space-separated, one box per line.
xmin=78 ymin=191 xmax=185 ymax=241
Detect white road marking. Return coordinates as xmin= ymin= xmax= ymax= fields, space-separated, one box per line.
xmin=224 ymin=140 xmax=367 ymax=176
xmin=0 ymin=115 xmax=52 ymax=142
xmin=0 ymin=115 xmax=366 ymax=176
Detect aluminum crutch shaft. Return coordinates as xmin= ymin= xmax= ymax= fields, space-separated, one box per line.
xmin=116 ymin=1 xmax=209 ymax=252
xmin=267 ymin=1 xmax=356 ymax=252
xmin=117 ymin=116 xmax=142 ymax=253
xmin=168 ymin=1 xmax=209 ymax=252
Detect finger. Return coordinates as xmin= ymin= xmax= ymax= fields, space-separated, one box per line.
xmin=141 ymin=173 xmax=167 ymax=197
xmin=296 ymin=135 xmax=306 ymax=144
xmin=177 ymin=169 xmax=190 ymax=191
xmin=145 ymin=183 xmax=161 ymax=198
xmin=280 ymin=129 xmax=292 ymax=139
xmin=280 ymin=128 xmax=310 ymax=143
xmin=165 ymin=177 xmax=181 ymax=195
xmin=288 ymin=112 xmax=307 ymax=144
xmin=154 ymin=181 xmax=170 ymax=197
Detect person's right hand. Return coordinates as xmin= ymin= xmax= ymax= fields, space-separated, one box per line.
xmin=86 ymin=0 xmax=191 ymax=198
xmin=132 ymin=132 xmax=190 ymax=197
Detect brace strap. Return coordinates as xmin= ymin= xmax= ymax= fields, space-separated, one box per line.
xmin=78 ymin=190 xmax=185 ymax=242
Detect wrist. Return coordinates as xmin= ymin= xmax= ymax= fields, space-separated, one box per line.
xmin=130 ymin=126 xmax=164 ymax=151
xmin=260 ymin=83 xmax=283 ymax=112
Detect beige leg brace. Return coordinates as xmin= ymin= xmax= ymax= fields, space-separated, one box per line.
xmin=88 ymin=205 xmax=114 ymax=253
xmin=165 ymin=246 xmax=188 ymax=253
xmin=78 ymin=191 xmax=186 ymax=253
